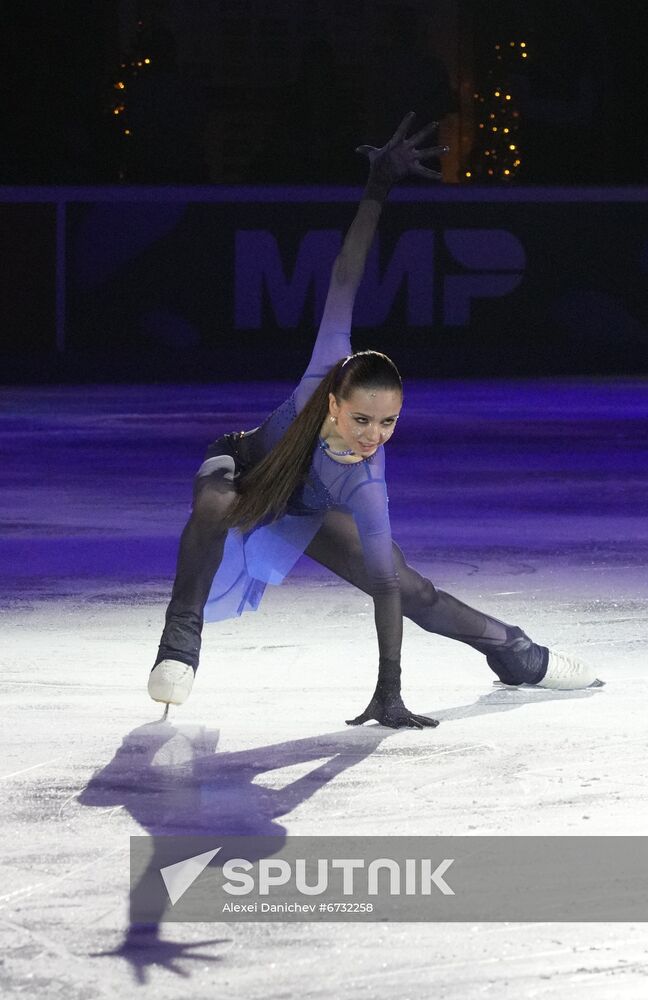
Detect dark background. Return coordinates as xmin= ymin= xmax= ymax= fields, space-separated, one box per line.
xmin=2 ymin=0 xmax=648 ymax=382
xmin=3 ymin=0 xmax=648 ymax=186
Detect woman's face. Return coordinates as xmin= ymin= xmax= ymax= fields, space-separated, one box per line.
xmin=328 ymin=387 xmax=402 ymax=457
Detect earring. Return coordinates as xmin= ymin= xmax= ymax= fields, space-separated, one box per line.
xmin=330 ymin=415 xmax=337 ymax=423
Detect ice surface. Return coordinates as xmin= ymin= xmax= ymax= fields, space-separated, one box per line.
xmin=1 ymin=380 xmax=647 ymax=999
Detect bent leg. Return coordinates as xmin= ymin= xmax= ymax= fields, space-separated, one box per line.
xmin=155 ymin=468 xmax=237 ymax=671
xmin=304 ymin=510 xmax=547 ymax=685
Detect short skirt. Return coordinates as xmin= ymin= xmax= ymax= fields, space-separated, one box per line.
xmin=196 ymin=430 xmax=252 ymax=486
xmin=198 ymin=430 xmax=325 ymax=624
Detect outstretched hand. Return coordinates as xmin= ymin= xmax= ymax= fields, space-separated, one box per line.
xmin=346 ymin=691 xmax=439 ymax=730
xmin=356 ymin=111 xmax=448 ymax=188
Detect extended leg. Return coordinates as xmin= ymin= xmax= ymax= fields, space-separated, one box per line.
xmin=304 ymin=510 xmax=548 ymax=685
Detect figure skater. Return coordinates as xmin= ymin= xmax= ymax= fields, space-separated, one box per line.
xmin=148 ymin=112 xmax=602 ymax=728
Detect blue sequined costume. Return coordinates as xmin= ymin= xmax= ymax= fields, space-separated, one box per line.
xmin=201 ymin=326 xmax=397 ymax=625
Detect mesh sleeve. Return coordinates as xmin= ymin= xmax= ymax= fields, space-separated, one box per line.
xmin=293 ymin=279 xmax=354 ymax=415
xmin=293 ymin=329 xmax=351 ymax=414
xmin=294 ymin=199 xmax=384 ymax=414
xmin=342 ymin=471 xmax=403 ymax=665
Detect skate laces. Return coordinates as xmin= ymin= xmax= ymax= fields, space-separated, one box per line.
xmin=547 ymin=649 xmax=587 ymax=678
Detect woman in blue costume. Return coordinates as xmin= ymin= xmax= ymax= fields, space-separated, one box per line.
xmin=148 ymin=113 xmax=601 ymax=727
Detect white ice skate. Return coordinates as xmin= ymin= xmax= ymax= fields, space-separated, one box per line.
xmin=148 ymin=660 xmax=194 ymax=705
xmin=537 ymin=649 xmax=604 ymax=690
xmin=493 ymin=650 xmax=604 ymax=691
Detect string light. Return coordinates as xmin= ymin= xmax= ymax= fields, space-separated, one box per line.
xmin=466 ymin=38 xmax=526 ymax=183
xmin=108 ymin=17 xmax=154 ymax=180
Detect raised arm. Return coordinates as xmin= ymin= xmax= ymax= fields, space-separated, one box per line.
xmin=295 ymin=113 xmax=447 ymax=411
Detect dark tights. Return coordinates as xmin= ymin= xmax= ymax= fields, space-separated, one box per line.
xmin=156 ymin=472 xmax=548 ymax=685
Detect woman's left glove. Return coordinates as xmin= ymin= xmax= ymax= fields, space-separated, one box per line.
xmin=345 ymin=691 xmax=439 ymax=729
xmin=345 ymin=657 xmax=439 ymax=729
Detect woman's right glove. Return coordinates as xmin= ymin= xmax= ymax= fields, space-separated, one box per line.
xmin=356 ymin=111 xmax=448 ymax=200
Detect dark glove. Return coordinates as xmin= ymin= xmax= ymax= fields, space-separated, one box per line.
xmin=356 ymin=112 xmax=448 ymax=200
xmin=345 ymin=691 xmax=439 ymax=729
xmin=345 ymin=658 xmax=439 ymax=730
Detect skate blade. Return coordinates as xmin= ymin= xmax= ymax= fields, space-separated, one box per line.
xmin=492 ymin=679 xmax=605 ymax=690
xmin=492 ymin=681 xmax=546 ymax=692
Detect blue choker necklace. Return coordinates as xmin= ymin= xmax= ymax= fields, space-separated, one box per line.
xmin=318 ymin=437 xmax=355 ymax=457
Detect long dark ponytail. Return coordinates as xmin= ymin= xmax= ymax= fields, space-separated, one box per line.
xmin=222 ymin=351 xmax=402 ymax=534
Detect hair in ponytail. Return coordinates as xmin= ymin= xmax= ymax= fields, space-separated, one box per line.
xmin=222 ymin=350 xmax=402 ymax=535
